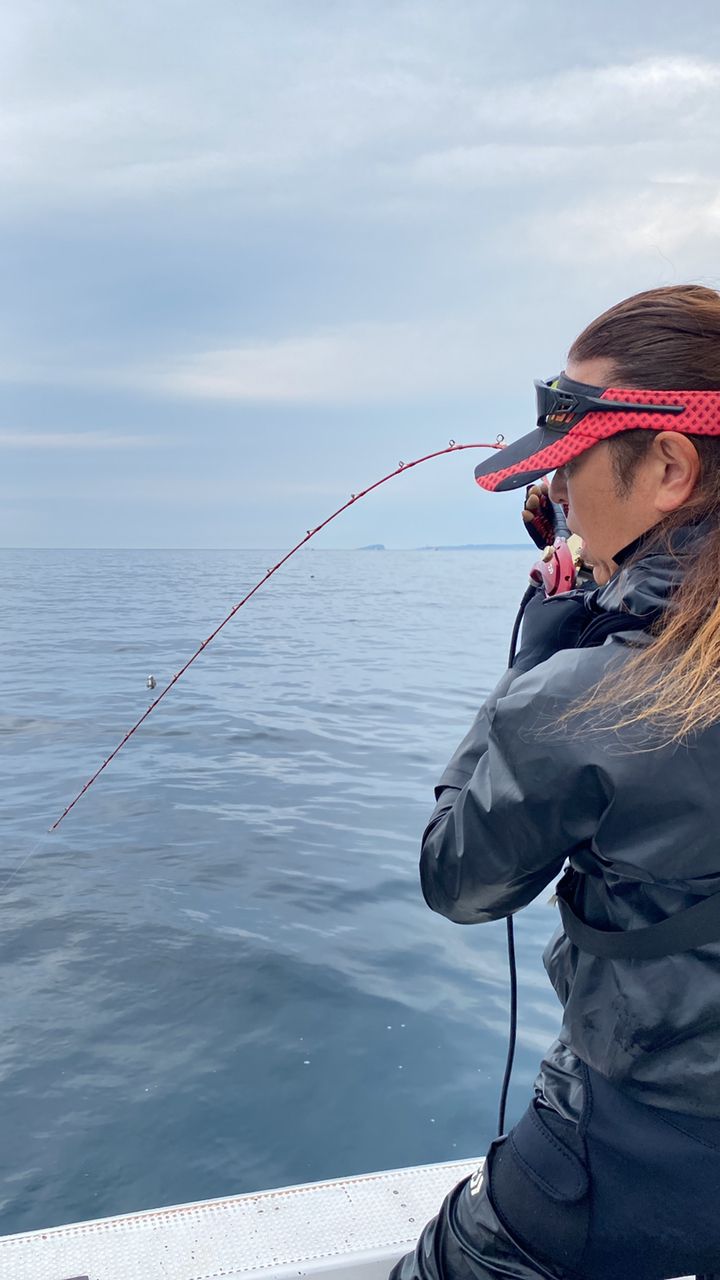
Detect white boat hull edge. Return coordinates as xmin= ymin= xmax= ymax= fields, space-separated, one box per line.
xmin=0 ymin=1155 xmax=695 ymax=1280
xmin=0 ymin=1157 xmax=480 ymax=1280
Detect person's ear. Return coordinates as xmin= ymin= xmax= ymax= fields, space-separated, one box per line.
xmin=652 ymin=433 xmax=700 ymax=515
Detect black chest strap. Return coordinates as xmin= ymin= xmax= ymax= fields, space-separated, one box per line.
xmin=556 ymin=868 xmax=720 ymax=960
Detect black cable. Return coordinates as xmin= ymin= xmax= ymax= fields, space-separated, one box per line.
xmin=497 ymin=916 xmax=518 ymax=1137
xmin=506 ymin=583 xmax=536 ymax=672
xmin=497 ymin=584 xmax=536 ymax=1137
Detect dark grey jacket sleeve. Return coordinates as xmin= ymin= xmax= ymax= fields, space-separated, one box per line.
xmin=420 ymin=651 xmax=612 ymax=924
xmin=435 ymin=589 xmax=593 ymax=795
xmin=434 ymin=667 xmax=518 ymax=794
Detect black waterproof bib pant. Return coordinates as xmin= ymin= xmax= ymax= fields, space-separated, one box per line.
xmin=389 ymin=1060 xmax=720 ymax=1280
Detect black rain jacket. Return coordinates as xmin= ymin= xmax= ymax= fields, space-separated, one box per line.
xmin=421 ymin=525 xmax=720 ymax=1116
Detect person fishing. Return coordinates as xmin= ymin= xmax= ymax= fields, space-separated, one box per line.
xmin=391 ymin=284 xmax=720 ymax=1280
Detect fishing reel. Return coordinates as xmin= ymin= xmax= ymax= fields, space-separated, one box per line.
xmin=522 ymin=482 xmax=587 ymax=597
xmin=530 ymin=534 xmax=586 ymax=597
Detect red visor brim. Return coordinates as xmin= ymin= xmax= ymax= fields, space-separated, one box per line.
xmin=475 ymin=388 xmax=720 ymax=493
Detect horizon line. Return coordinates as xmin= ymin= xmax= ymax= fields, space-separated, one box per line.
xmin=0 ymin=543 xmax=531 ymax=552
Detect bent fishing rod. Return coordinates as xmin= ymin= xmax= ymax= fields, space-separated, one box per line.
xmin=42 ymin=439 xmax=503 ymax=834
xmin=14 ymin=434 xmax=539 ymax=1141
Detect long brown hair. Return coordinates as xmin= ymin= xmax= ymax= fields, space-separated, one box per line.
xmin=566 ymin=285 xmax=720 ymax=743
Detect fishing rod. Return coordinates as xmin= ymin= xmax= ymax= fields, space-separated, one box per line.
xmin=10 ymin=432 xmax=537 ymax=1150
xmin=44 ymin=439 xmax=504 ymax=835
xmin=13 ymin=437 xmax=538 ymax=1132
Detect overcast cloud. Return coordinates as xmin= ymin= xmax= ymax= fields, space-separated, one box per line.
xmin=2 ymin=0 xmax=720 ymax=547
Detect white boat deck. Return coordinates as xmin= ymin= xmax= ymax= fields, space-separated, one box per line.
xmin=0 ymin=1157 xmax=479 ymax=1280
xmin=0 ymin=1157 xmax=696 ymax=1280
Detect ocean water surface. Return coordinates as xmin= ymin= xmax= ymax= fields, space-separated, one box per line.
xmin=1 ymin=548 xmax=564 ymax=1236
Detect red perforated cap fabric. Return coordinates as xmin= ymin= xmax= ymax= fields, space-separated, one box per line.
xmin=474 ymin=387 xmax=720 ymax=493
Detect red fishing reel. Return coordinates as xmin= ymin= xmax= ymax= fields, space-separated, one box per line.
xmin=530 ymin=535 xmax=585 ymax=596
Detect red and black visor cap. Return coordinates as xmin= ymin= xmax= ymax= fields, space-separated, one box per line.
xmin=474 ymin=372 xmax=720 ymax=493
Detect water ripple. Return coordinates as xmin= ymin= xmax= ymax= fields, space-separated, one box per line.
xmin=0 ymin=547 xmax=562 ymax=1234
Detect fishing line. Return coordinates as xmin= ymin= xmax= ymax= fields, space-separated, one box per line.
xmin=5 ymin=440 xmax=504 ymax=882
xmin=1 ymin=830 xmax=58 ymax=896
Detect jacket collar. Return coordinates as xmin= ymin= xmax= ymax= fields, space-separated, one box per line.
xmin=593 ymin=519 xmax=713 ymax=619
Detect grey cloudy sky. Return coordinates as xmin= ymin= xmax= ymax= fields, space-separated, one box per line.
xmin=3 ymin=0 xmax=720 ymax=547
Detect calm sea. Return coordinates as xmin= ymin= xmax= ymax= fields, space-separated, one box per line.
xmin=1 ymin=548 xmax=564 ymax=1236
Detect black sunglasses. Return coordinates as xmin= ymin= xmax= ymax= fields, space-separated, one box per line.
xmin=535 ymin=376 xmax=685 ymax=434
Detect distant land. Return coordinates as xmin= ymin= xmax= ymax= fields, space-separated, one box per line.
xmin=415 ymin=542 xmax=527 ymax=547
xmin=358 ymin=543 xmax=528 ymax=551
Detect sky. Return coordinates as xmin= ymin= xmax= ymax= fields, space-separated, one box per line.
xmin=2 ymin=0 xmax=720 ymax=548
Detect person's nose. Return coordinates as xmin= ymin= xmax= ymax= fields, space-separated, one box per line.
xmin=548 ymin=467 xmax=567 ymax=504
